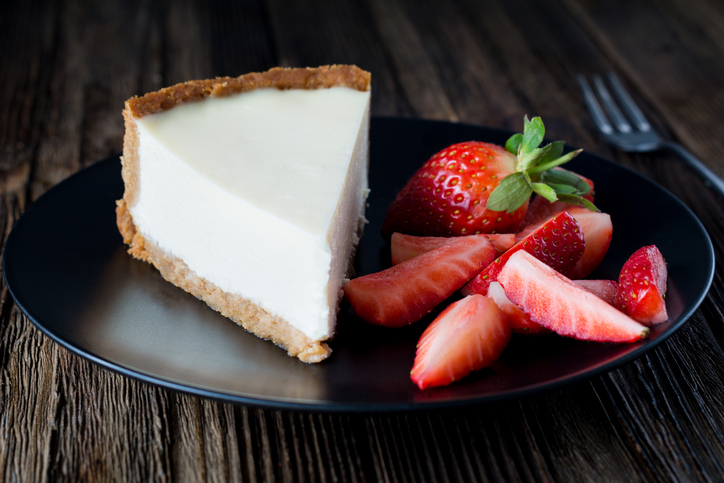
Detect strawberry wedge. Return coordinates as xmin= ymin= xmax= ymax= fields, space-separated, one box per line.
xmin=390 ymin=232 xmax=516 ymax=265
xmin=488 ymin=279 xmax=617 ymax=335
xmin=344 ymin=234 xmax=497 ymax=327
xmin=487 ymin=282 xmax=550 ymax=335
xmin=617 ymin=245 xmax=668 ymax=325
xmin=518 ymin=203 xmax=612 ymax=280
xmin=498 ymin=251 xmax=649 ymax=342
xmin=566 ymin=208 xmax=613 ymax=279
xmin=462 ymin=211 xmax=584 ymax=296
xmin=411 ymin=294 xmax=511 ymax=389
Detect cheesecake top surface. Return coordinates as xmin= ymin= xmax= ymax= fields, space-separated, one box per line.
xmin=135 ymin=85 xmax=370 ymax=235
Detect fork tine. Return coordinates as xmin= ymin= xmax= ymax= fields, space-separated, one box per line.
xmin=606 ymin=72 xmax=651 ymax=132
xmin=592 ymin=75 xmax=632 ymax=133
xmin=577 ymin=74 xmax=614 ymax=135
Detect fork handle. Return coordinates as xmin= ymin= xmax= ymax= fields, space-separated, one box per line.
xmin=662 ymin=141 xmax=724 ymax=199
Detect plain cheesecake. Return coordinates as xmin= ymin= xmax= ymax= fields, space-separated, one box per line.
xmin=116 ymin=65 xmax=371 ymax=363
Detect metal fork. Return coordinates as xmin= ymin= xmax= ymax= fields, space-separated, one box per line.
xmin=577 ymin=72 xmax=724 ymax=198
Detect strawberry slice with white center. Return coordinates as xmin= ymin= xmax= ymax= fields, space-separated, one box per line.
xmin=344 ymin=234 xmax=497 ymax=327
xmin=616 ymin=245 xmax=668 ymax=325
xmin=390 ymin=232 xmax=516 ymax=265
xmin=462 ymin=211 xmax=584 ymax=296
xmin=487 ymin=282 xmax=550 ymax=335
xmin=410 ymin=294 xmax=511 ymax=390
xmin=487 ymin=279 xmax=617 ymax=335
xmin=498 ymin=251 xmax=649 ymax=342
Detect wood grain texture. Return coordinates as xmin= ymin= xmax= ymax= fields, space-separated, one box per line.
xmin=1 ymin=0 xmax=724 ymax=481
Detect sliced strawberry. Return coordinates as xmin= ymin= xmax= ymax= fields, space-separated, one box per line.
xmin=488 ymin=234 xmax=517 ymax=254
xmin=390 ymin=232 xmax=516 ymax=265
xmin=498 ymin=251 xmax=649 ymax=342
xmin=410 ymin=294 xmax=511 ymax=389
xmin=344 ymin=235 xmax=497 ymax=327
xmin=519 ymin=196 xmax=569 ymax=238
xmin=488 ymin=279 xmax=616 ymax=334
xmin=462 ymin=211 xmax=584 ymax=296
xmin=574 ymin=279 xmax=618 ymax=306
xmin=616 ymin=245 xmax=668 ymax=325
xmin=518 ymin=205 xmax=612 ymax=279
xmin=487 ymin=282 xmax=550 ymax=335
xmin=566 ymin=208 xmax=613 ymax=279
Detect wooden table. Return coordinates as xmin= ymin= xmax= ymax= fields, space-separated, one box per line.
xmin=2 ymin=0 xmax=724 ymax=480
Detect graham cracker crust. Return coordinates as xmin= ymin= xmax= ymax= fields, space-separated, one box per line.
xmin=116 ymin=201 xmax=331 ymax=363
xmin=117 ymin=65 xmax=371 ymax=363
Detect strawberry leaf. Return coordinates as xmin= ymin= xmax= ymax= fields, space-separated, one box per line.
xmin=531 ymin=182 xmax=558 ymax=202
xmin=541 ymin=169 xmax=592 ymax=196
xmin=539 ymin=141 xmax=565 ymax=165
xmin=521 ymin=117 xmax=545 ymax=155
xmin=521 ymin=141 xmax=566 ymax=172
xmin=547 ymin=183 xmax=578 ymax=194
xmin=502 ymin=116 xmax=591 ymax=215
xmin=486 ymin=172 xmax=533 ymax=213
xmin=527 ymin=149 xmax=583 ymax=176
xmin=505 ymin=133 xmax=522 ymax=155
xmin=519 ymin=147 xmax=544 ymax=171
xmin=556 ymin=194 xmax=599 ymax=212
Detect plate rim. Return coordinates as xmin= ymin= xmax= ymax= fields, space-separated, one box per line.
xmin=3 ymin=116 xmax=716 ymax=413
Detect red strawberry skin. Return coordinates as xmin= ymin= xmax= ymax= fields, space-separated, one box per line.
xmin=411 ymin=294 xmax=511 ymax=390
xmin=616 ymin=246 xmax=668 ymax=325
xmin=462 ymin=211 xmax=584 ymax=296
xmin=344 ymin=235 xmax=497 ymax=327
xmin=390 ymin=232 xmax=516 ymax=265
xmin=498 ymin=251 xmax=649 ymax=343
xmin=518 ymin=202 xmax=612 ymax=280
xmin=382 ymin=142 xmax=527 ymax=237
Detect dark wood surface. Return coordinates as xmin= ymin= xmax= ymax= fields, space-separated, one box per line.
xmin=2 ymin=0 xmax=724 ymax=480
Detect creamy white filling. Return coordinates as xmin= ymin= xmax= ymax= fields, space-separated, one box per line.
xmin=129 ymin=87 xmax=370 ymax=341
xmin=138 ymin=87 xmax=371 ymax=234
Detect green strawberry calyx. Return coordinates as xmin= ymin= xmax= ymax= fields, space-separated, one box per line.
xmin=486 ymin=116 xmax=598 ymax=213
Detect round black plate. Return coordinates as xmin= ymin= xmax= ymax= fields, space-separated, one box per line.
xmin=3 ymin=117 xmax=714 ymax=412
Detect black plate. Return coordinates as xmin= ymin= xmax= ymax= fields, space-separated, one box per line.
xmin=3 ymin=117 xmax=714 ymax=412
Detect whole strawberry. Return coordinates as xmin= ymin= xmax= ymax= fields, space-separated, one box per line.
xmin=382 ymin=141 xmax=523 ymax=236
xmin=382 ymin=117 xmax=596 ymax=237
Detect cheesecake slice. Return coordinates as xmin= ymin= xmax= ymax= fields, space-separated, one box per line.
xmin=116 ymin=65 xmax=371 ymax=363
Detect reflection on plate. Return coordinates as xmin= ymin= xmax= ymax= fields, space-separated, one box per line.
xmin=3 ymin=117 xmax=714 ymax=412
